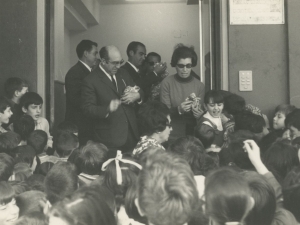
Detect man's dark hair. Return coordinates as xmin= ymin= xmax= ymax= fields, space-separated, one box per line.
xmin=19 ymin=92 xmax=43 ymax=110
xmin=126 ymin=41 xmax=145 ymax=57
xmin=76 ymin=40 xmax=98 ymax=59
xmin=4 ymin=77 xmax=28 ymax=99
xmin=99 ymin=46 xmax=109 ymax=61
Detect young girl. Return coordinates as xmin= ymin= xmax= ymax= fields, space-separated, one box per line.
xmin=195 ymin=90 xmax=228 ymax=148
xmin=205 ymin=168 xmax=254 ymax=225
xmin=0 ymin=181 xmax=20 ymax=225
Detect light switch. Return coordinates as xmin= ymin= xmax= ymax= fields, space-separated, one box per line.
xmin=239 ymin=71 xmax=253 ymax=91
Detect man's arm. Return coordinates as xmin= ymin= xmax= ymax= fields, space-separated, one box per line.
xmin=65 ymin=69 xmax=84 ymax=109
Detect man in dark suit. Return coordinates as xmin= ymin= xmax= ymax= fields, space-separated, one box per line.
xmin=65 ymin=40 xmax=98 ymax=145
xmin=122 ymin=42 xmax=167 ymax=101
xmin=81 ymin=45 xmax=142 ymax=152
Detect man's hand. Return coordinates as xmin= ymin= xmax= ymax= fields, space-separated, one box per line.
xmin=121 ymin=92 xmax=140 ymax=104
xmin=108 ymin=99 xmax=121 ymax=113
xmin=192 ymin=104 xmax=204 ymax=119
xmin=179 ymin=101 xmax=193 ymax=114
xmin=153 ymin=62 xmax=167 ymax=76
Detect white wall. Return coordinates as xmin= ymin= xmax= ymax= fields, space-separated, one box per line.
xmin=69 ymin=3 xmax=200 ymax=76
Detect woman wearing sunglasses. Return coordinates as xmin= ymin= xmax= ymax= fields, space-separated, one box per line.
xmin=160 ymin=44 xmax=205 ymax=143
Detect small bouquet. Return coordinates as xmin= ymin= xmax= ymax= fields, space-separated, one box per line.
xmin=123 ymin=85 xmax=140 ymax=94
xmin=185 ymin=93 xmax=201 ymax=110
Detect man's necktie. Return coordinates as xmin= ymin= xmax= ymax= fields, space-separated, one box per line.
xmin=110 ymin=75 xmax=117 ymax=89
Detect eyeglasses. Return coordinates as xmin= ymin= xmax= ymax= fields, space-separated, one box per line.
xmin=177 ymin=63 xmax=192 ymax=69
xmin=107 ymin=59 xmax=124 ymax=66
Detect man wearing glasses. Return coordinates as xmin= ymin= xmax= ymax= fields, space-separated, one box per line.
xmin=81 ymin=45 xmax=142 ymax=153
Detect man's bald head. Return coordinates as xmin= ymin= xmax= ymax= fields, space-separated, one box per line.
xmin=99 ymin=45 xmax=123 ymax=75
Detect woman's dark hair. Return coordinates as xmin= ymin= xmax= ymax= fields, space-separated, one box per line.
xmin=243 ymin=171 xmax=276 ymax=225
xmin=263 ymin=140 xmax=299 ymax=184
xmin=168 ymin=136 xmax=217 ymax=176
xmin=44 ymin=161 xmax=78 ymax=204
xmin=283 ymin=166 xmax=300 ymax=222
xmin=137 ymin=101 xmax=170 ymax=136
xmin=50 ymin=185 xmax=117 ymax=225
xmin=170 ymin=43 xmax=197 ymax=67
xmin=204 ymin=90 xmax=224 ymax=104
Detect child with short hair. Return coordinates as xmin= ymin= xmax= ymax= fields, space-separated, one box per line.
xmin=20 ymin=92 xmax=52 ymax=147
xmin=0 ymin=96 xmax=13 ymax=134
xmin=4 ymin=77 xmax=28 ymax=127
xmin=0 ymin=181 xmax=20 ymax=224
xmin=0 ymin=153 xmax=14 ymax=181
xmin=0 ymin=131 xmax=21 ymax=156
xmin=27 ymin=130 xmax=48 ymax=157
xmin=13 ymin=115 xmax=35 ymax=145
xmin=75 ymin=140 xmax=108 ymax=185
xmin=285 ymin=108 xmax=300 ymax=140
xmin=135 ymin=151 xmax=198 ymax=225
xmin=195 ymin=90 xmax=229 ymax=148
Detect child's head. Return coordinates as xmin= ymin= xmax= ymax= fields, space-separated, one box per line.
xmin=13 ymin=115 xmax=35 ymax=142
xmin=56 ymin=131 xmax=79 ymax=158
xmin=136 ymin=151 xmax=198 ymax=225
xmin=26 ymin=174 xmax=45 ymax=192
xmin=235 ymin=111 xmax=268 ymax=140
xmin=0 ymin=96 xmax=13 ymax=125
xmin=56 ymin=121 xmax=79 ymax=136
xmin=27 ymin=130 xmax=48 ymax=155
xmin=15 ymin=190 xmax=46 ymax=217
xmin=223 ymin=93 xmax=246 ymax=116
xmin=273 ymin=104 xmax=296 ymax=130
xmin=75 ymin=140 xmax=108 ymax=175
xmin=283 ymin=166 xmax=300 ymax=222
xmin=263 ymin=139 xmax=299 ymax=184
xmin=4 ymin=77 xmax=28 ymax=101
xmin=0 ymin=153 xmax=14 ymax=181
xmin=168 ymin=136 xmax=217 ymax=176
xmin=20 ymin=92 xmax=43 ymax=121
xmin=102 ymin=151 xmax=142 ymax=209
xmin=285 ymin=109 xmax=300 ymax=140
xmin=13 ymin=163 xmax=33 ymax=181
xmin=44 ymin=161 xmax=78 ymax=204
xmin=0 ymin=132 xmax=21 ymax=155
xmin=194 ymin=123 xmax=215 ymax=148
xmin=14 ymin=212 xmax=47 ymax=225
xmin=205 ymin=168 xmax=254 ymax=225
xmin=48 ymin=185 xmax=116 ymax=225
xmin=0 ymin=181 xmax=20 ymax=225
xmin=204 ymin=90 xmax=224 ymax=118
xmin=243 ymin=171 xmax=276 ymax=225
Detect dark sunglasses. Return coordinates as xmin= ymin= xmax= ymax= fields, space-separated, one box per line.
xmin=177 ymin=63 xmax=192 ymax=69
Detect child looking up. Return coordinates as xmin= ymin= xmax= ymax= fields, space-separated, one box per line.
xmin=20 ymin=92 xmax=52 ymax=148
xmin=195 ymin=90 xmax=228 ymax=148
xmin=273 ymin=104 xmax=295 ymax=131
xmin=0 ymin=97 xmax=13 ymax=134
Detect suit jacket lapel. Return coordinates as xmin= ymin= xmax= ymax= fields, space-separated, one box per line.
xmin=96 ymin=67 xmax=120 ymax=96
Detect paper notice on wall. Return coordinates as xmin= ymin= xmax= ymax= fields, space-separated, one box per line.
xmin=229 ymin=0 xmax=284 ymax=25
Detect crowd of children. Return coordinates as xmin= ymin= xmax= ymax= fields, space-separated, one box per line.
xmin=0 ymin=77 xmax=300 ymax=225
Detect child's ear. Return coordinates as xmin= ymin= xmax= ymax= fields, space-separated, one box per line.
xmin=134 ymin=198 xmax=145 ymax=216
xmin=14 ymin=90 xmax=19 ymax=97
xmin=22 ymin=107 xmax=27 ymax=113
